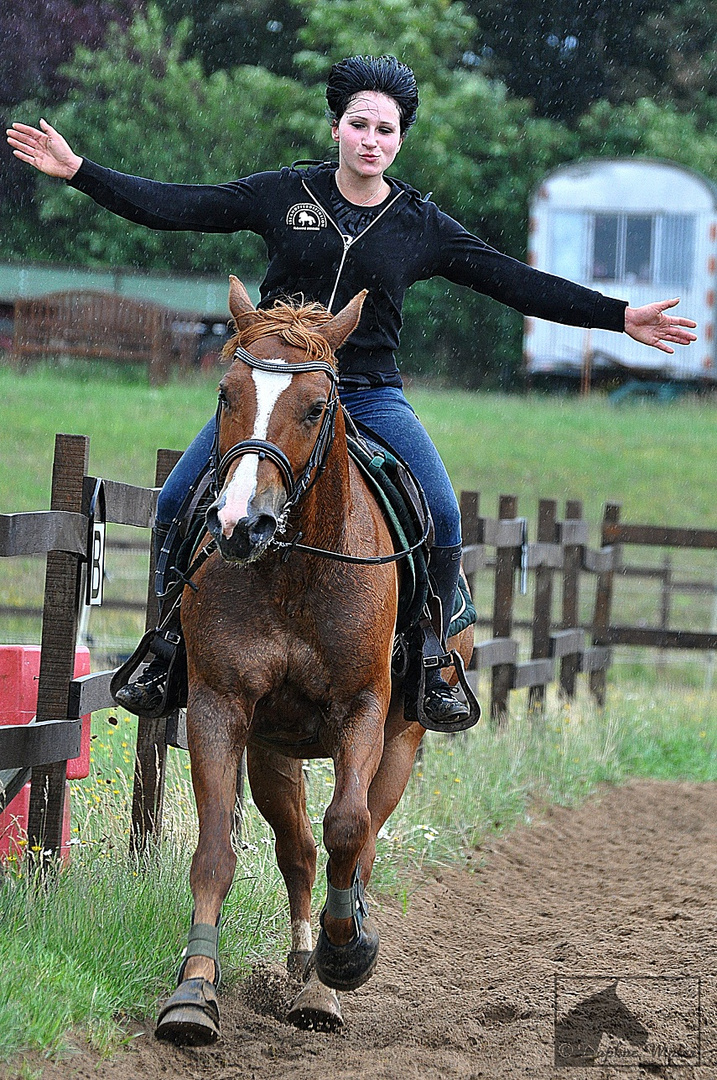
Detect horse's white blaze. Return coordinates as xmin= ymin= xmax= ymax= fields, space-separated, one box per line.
xmin=291 ymin=918 xmax=313 ymax=953
xmin=217 ymin=363 xmax=292 ymax=537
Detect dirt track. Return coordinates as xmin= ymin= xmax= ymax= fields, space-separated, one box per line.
xmin=12 ymin=780 xmax=717 ymax=1079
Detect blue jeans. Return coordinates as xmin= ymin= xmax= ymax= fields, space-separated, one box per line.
xmin=157 ymin=416 xmax=216 ymax=526
xmin=340 ymin=387 xmax=461 ymax=547
xmin=157 ymin=386 xmax=461 ymax=548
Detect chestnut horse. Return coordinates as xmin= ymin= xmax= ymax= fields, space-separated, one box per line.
xmin=155 ymin=276 xmax=474 ymax=1044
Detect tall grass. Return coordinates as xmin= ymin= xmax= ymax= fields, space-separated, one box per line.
xmin=2 ymin=681 xmax=717 ymax=1062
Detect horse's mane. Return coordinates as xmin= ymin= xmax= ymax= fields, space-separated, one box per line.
xmin=223 ymin=297 xmax=337 ymax=367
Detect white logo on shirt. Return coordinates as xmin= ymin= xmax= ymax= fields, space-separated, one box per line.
xmin=286 ymin=203 xmax=327 ymax=230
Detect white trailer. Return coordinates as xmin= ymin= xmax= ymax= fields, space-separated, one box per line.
xmin=524 ymin=158 xmax=717 ymax=385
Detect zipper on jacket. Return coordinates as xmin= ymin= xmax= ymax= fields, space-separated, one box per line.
xmin=300 ymin=178 xmax=404 ymax=312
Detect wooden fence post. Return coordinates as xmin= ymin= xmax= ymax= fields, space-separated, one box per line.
xmin=528 ymin=499 xmax=558 ymax=716
xmin=460 ymin=490 xmax=481 ymax=548
xmin=560 ymin=500 xmax=583 ymax=699
xmin=491 ymin=494 xmax=518 ymax=726
xmin=459 ymin=488 xmax=481 ymax=599
xmin=28 ymin=434 xmax=89 ymax=856
xmin=130 ymin=448 xmax=182 ymax=854
xmin=590 ymin=503 xmax=621 ymax=707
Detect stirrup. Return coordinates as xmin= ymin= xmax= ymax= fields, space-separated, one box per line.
xmin=110 ymin=622 xmax=187 ymax=719
xmin=416 ymin=651 xmax=480 ymax=733
xmin=411 ymin=602 xmax=480 ymax=733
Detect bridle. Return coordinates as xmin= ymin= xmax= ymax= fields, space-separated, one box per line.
xmin=207 ymin=342 xmax=430 ymax=566
xmin=212 ymin=345 xmax=340 ymax=515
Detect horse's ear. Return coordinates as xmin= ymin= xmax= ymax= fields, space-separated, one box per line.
xmin=228 ymin=275 xmax=256 ymax=324
xmin=318 ymin=290 xmax=367 ymax=352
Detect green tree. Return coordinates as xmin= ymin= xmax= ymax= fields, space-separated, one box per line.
xmin=150 ymin=0 xmax=304 ymax=76
xmin=575 ymin=97 xmax=717 ymax=186
xmin=18 ymin=7 xmax=326 ymax=272
xmin=462 ymin=0 xmax=666 ymax=121
xmin=635 ymin=1 xmax=717 ymax=122
xmin=293 ymin=0 xmax=476 ymax=84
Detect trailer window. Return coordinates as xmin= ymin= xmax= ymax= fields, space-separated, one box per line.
xmin=590 ymin=212 xmax=695 ymax=288
xmin=624 ymin=216 xmax=653 ymax=283
xmin=592 ymin=216 xmax=619 ymax=281
xmin=658 ymin=214 xmax=695 ymax=288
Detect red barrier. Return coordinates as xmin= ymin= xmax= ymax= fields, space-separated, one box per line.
xmin=0 ymin=645 xmax=92 ymax=860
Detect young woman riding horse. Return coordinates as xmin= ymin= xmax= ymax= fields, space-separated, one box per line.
xmin=7 ymin=55 xmax=696 ymax=726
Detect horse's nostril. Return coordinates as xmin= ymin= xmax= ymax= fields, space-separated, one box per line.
xmin=248 ymin=513 xmax=277 ymax=548
xmin=205 ymin=503 xmax=226 ymax=541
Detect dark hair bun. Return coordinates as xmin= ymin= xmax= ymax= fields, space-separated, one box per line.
xmin=326 ymin=55 xmax=419 ymax=135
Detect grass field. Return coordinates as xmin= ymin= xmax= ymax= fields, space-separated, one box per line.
xmin=3 ymin=362 xmax=716 ymax=672
xmin=2 ymin=363 xmax=717 ymax=527
xmin=2 ymin=362 xmax=717 ymax=1063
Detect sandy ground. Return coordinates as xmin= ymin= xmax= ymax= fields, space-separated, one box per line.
xmin=7 ymin=779 xmax=717 ymax=1080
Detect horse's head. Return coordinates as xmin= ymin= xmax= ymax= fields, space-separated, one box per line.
xmin=205 ymin=276 xmax=366 ymax=564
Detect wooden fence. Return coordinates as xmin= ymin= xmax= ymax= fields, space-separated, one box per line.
xmin=11 ymin=291 xmax=197 ymax=385
xmin=0 ymin=434 xmax=181 ymax=857
xmin=2 ymin=433 xmax=717 ymax=856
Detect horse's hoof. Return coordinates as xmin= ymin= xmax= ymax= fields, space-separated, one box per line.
xmin=286 ymin=979 xmax=344 ymax=1032
xmin=155 ymin=977 xmax=220 ymax=1045
xmin=313 ymin=916 xmax=380 ymax=991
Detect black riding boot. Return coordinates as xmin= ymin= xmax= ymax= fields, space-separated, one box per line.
xmin=113 ymin=522 xmax=183 ymax=717
xmin=422 ymin=543 xmax=471 ymax=726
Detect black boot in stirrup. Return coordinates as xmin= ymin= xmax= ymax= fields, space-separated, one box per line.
xmin=112 ymin=608 xmax=182 ymax=716
xmin=421 ymin=544 xmax=471 ymax=727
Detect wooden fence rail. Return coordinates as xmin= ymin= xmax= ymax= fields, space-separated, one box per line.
xmin=11 ymin=291 xmax=196 ymax=386
xmin=2 ymin=434 xmax=717 ymax=854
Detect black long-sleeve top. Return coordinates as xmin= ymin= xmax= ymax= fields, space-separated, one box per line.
xmin=69 ymin=158 xmax=627 ymax=389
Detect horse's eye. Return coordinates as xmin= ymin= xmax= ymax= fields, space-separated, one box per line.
xmin=306 ymin=402 xmax=325 ymax=425
xmin=218 ymin=390 xmax=229 ymax=410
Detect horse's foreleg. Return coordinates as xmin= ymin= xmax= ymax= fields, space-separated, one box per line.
xmin=184 ymin=688 xmax=246 ymax=982
xmin=156 ymin=690 xmax=242 ymax=1045
xmin=314 ymin=702 xmax=386 ymax=991
xmin=246 ymin=745 xmax=316 ymax=966
xmin=361 ymin=715 xmax=425 ymax=878
xmin=246 ymin=744 xmax=344 ymax=1032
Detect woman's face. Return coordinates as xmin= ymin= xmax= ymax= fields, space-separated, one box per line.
xmin=331 ymin=91 xmax=403 ymax=181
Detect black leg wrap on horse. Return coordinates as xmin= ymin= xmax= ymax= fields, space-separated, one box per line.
xmin=313 ymin=865 xmax=380 ymax=991
xmin=314 ymin=920 xmax=380 ymax=992
xmin=176 ymin=918 xmax=222 ymax=987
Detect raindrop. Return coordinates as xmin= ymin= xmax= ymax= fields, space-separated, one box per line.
xmin=266 ymin=20 xmax=283 ymax=33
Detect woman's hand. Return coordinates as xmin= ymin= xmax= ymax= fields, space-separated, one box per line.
xmin=624 ymin=298 xmax=697 ymax=354
xmin=6 ymin=118 xmax=82 ymax=180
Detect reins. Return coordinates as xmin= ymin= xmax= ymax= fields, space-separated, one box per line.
xmin=208 ymin=343 xmax=430 ymax=567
